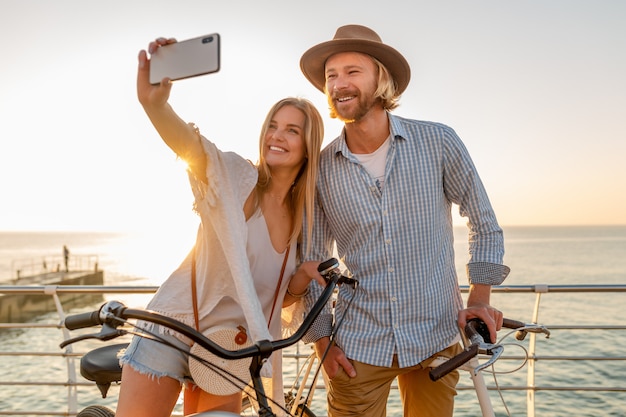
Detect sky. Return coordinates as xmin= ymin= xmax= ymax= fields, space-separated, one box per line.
xmin=1 ymin=0 xmax=625 ymax=233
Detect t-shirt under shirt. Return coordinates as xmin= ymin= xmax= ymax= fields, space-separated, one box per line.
xmin=352 ymin=136 xmax=391 ymax=191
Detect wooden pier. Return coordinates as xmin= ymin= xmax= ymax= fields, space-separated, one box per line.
xmin=0 ymin=256 xmax=104 ymax=322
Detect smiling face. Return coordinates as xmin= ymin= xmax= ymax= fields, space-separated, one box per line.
xmin=324 ymin=51 xmax=380 ymax=123
xmin=262 ymin=104 xmax=307 ymax=172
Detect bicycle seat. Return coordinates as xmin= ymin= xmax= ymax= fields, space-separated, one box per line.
xmin=80 ymin=343 xmax=127 ymax=398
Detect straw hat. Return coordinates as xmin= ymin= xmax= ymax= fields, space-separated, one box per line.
xmin=300 ymin=24 xmax=411 ymax=94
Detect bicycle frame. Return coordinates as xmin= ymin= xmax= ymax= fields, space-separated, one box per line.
xmin=467 ymin=355 xmax=496 ymax=417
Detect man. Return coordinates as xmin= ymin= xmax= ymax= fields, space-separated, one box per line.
xmin=63 ymin=245 xmax=69 ymax=272
xmin=299 ymin=25 xmax=510 ymax=417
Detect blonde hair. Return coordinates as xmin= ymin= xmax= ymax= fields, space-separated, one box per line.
xmin=372 ymin=57 xmax=401 ymax=111
xmin=255 ymin=98 xmax=324 ymax=256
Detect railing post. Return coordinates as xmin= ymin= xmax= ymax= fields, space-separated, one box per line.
xmin=46 ymin=285 xmax=79 ymax=416
xmin=527 ymin=285 xmax=547 ymax=417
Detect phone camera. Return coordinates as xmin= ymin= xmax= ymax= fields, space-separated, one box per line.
xmin=202 ymin=36 xmax=214 ymax=44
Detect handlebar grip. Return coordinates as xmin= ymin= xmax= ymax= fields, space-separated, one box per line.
xmin=64 ymin=311 xmax=102 ymax=330
xmin=429 ymin=343 xmax=479 ymax=381
xmin=466 ymin=318 xmax=492 ymax=343
xmin=318 ymin=258 xmax=339 ymax=275
xmin=317 ymin=258 xmax=359 ymax=288
xmin=502 ymin=318 xmax=526 ymax=329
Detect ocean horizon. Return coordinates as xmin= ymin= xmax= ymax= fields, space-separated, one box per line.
xmin=3 ymin=224 xmax=626 ymax=284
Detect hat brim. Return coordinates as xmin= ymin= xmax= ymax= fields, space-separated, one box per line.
xmin=300 ymin=39 xmax=411 ymax=94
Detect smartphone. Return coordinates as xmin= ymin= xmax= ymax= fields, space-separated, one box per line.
xmin=149 ymin=33 xmax=220 ymax=84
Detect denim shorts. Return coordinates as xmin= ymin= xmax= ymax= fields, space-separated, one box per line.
xmin=119 ymin=323 xmax=193 ymax=386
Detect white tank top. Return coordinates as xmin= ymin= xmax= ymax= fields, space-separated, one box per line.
xmin=199 ymin=209 xmax=296 ymax=337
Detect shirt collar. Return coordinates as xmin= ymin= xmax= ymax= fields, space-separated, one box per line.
xmin=333 ymin=113 xmax=406 ymax=159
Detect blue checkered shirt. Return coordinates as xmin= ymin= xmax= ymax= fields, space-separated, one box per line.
xmin=303 ymin=113 xmax=509 ymax=368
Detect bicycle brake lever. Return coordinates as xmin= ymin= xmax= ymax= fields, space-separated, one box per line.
xmin=514 ymin=324 xmax=551 ymax=340
xmin=60 ymin=333 xmax=98 ymax=348
xmin=525 ymin=324 xmax=551 ymax=338
xmin=473 ymin=344 xmax=504 ymax=375
xmin=322 ymin=271 xmax=358 ymax=289
xmin=475 ymin=341 xmax=500 ymax=355
xmin=59 ymin=325 xmax=127 ymax=349
xmin=98 ymin=324 xmax=128 ymax=341
xmin=338 ymin=274 xmax=358 ymax=289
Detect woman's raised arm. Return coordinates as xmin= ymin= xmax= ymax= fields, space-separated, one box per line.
xmin=137 ymin=38 xmax=207 ymax=181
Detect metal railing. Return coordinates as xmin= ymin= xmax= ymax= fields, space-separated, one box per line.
xmin=0 ymin=284 xmax=625 ymax=416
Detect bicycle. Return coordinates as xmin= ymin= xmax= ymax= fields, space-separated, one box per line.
xmin=60 ymin=258 xmax=355 ymax=417
xmin=61 ymin=259 xmax=551 ymax=417
xmin=273 ymin=315 xmax=552 ymax=417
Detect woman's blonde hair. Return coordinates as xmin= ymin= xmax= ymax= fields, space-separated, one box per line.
xmin=255 ymin=97 xmax=324 ymax=256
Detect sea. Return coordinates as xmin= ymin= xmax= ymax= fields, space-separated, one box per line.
xmin=0 ymin=226 xmax=625 ymax=417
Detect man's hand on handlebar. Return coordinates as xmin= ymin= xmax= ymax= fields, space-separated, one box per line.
xmin=458 ymin=283 xmax=502 ymax=343
xmin=458 ymin=304 xmax=503 ymax=344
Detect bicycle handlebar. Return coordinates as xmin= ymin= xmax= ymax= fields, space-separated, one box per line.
xmin=60 ymin=258 xmax=355 ymax=360
xmin=429 ymin=318 xmax=550 ymax=381
xmin=64 ymin=310 xmax=103 ymax=330
xmin=319 ymin=257 xmax=358 ymax=288
xmin=428 ymin=343 xmax=480 ymax=381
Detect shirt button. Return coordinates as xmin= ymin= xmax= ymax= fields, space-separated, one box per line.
xmin=388 ymin=267 xmax=394 ymax=273
xmin=391 ymin=296 xmax=397 ymax=302
xmin=385 ymin=239 xmax=391 ymax=245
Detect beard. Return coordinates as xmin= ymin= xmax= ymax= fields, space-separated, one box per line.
xmin=328 ymin=91 xmax=378 ymax=124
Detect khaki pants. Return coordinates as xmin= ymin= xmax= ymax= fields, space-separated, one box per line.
xmin=325 ymin=344 xmax=462 ymax=417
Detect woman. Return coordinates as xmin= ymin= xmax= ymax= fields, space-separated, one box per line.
xmin=117 ymin=37 xmax=326 ymax=417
